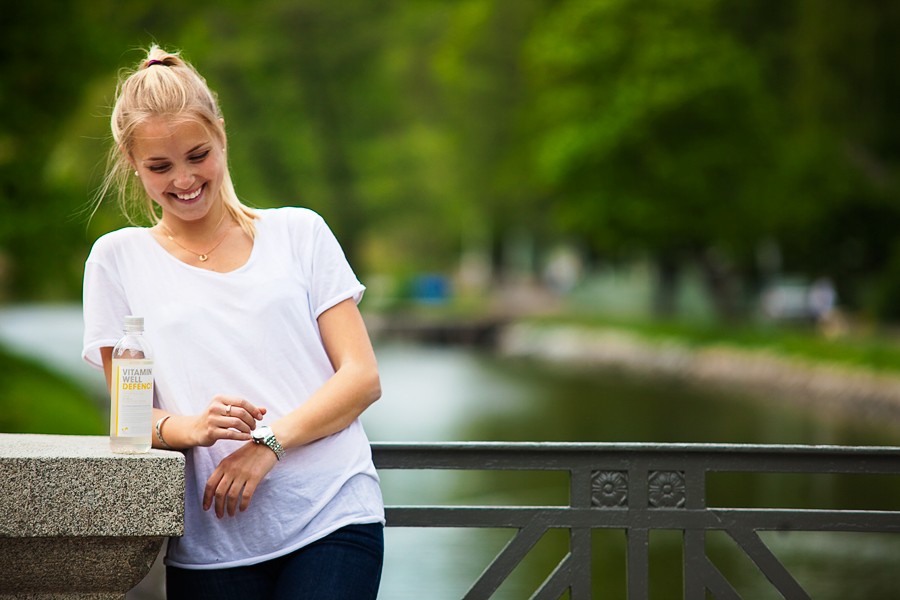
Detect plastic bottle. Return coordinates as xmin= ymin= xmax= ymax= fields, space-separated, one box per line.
xmin=109 ymin=315 xmax=154 ymax=453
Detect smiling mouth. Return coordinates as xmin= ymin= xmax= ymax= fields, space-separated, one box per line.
xmin=172 ymin=184 xmax=204 ymax=201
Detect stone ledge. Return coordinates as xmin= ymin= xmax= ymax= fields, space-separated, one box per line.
xmin=0 ymin=537 xmax=163 ymax=598
xmin=0 ymin=434 xmax=185 ymax=599
xmin=0 ymin=434 xmax=184 ymax=538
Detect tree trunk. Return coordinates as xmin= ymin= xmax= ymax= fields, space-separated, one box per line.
xmin=697 ymin=248 xmax=741 ymax=320
xmin=653 ymin=255 xmax=680 ymax=317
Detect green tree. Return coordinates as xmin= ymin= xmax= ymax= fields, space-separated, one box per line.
xmin=767 ymin=0 xmax=900 ymax=318
xmin=8 ymin=0 xmax=900 ymax=325
xmin=432 ymin=0 xmax=549 ymax=279
xmin=525 ymin=0 xmax=779 ymax=317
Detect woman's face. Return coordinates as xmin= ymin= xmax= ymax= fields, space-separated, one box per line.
xmin=130 ymin=117 xmax=226 ymax=225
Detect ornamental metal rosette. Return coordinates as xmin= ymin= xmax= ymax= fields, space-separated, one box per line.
xmin=648 ymin=470 xmax=686 ymax=508
xmin=591 ymin=470 xmax=629 ymax=508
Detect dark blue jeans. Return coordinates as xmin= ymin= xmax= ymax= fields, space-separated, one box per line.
xmin=166 ymin=523 xmax=384 ymax=600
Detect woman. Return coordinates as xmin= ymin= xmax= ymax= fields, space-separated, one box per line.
xmin=82 ymin=45 xmax=385 ymax=599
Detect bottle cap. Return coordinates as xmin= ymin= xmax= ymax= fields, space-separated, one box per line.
xmin=123 ymin=315 xmax=144 ymax=332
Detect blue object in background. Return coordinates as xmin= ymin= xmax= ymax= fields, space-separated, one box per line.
xmin=412 ymin=274 xmax=450 ymax=304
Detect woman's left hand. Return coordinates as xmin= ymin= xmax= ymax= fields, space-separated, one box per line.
xmin=203 ymin=442 xmax=278 ymax=518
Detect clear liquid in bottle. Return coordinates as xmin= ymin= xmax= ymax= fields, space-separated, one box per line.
xmin=109 ymin=315 xmax=154 ymax=453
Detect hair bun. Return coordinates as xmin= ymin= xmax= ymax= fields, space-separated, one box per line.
xmin=142 ymin=44 xmax=181 ymax=70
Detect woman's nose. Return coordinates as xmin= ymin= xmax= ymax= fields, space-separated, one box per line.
xmin=173 ymin=165 xmax=195 ymax=189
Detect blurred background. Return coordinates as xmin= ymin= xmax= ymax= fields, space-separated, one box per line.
xmin=3 ymin=0 xmax=900 ymax=321
xmin=4 ymin=1 xmax=900 ymax=598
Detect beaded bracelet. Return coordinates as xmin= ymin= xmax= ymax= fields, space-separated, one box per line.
xmin=155 ymin=415 xmax=173 ymax=450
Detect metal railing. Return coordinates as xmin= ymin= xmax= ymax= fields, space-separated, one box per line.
xmin=371 ymin=442 xmax=900 ymax=599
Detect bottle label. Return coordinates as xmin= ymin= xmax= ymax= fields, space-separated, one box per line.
xmin=111 ymin=358 xmax=154 ymax=437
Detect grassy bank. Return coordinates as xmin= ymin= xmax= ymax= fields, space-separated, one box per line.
xmin=529 ymin=313 xmax=900 ymax=375
xmin=0 ymin=344 xmax=105 ymax=435
xmin=370 ymin=294 xmax=900 ymax=374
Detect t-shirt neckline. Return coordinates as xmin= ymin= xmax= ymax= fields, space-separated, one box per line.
xmin=141 ymin=217 xmax=260 ymax=275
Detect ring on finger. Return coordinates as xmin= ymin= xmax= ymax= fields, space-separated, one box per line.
xmin=225 ymin=404 xmax=231 ymax=416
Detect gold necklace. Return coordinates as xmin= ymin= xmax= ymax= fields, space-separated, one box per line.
xmin=161 ymin=211 xmax=229 ymax=262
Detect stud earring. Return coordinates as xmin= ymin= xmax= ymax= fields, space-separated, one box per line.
xmin=134 ymin=170 xmax=139 ymax=177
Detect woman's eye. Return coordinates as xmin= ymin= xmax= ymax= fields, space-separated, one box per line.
xmin=148 ymin=164 xmax=170 ymax=173
xmin=189 ymin=150 xmax=210 ymax=162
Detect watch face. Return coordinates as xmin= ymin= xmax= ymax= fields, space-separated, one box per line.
xmin=252 ymin=425 xmax=271 ymax=441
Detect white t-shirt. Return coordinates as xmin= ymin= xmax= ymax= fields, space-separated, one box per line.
xmin=82 ymin=207 xmax=384 ymax=569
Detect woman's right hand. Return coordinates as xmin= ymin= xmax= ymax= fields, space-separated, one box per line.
xmin=189 ymin=395 xmax=266 ymax=447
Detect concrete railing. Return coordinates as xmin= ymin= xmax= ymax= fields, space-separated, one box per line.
xmin=0 ymin=434 xmax=184 ymax=600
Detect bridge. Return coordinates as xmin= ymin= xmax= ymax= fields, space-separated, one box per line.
xmin=372 ymin=441 xmax=900 ymax=599
xmin=3 ymin=436 xmax=900 ymax=598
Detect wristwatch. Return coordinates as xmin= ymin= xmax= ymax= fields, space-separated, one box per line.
xmin=251 ymin=425 xmax=285 ymax=461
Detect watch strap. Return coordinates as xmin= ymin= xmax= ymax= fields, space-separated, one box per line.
xmin=255 ymin=429 xmax=285 ymax=460
xmin=261 ymin=433 xmax=285 ymax=460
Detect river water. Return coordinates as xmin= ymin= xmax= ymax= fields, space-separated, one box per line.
xmin=370 ymin=341 xmax=900 ymax=599
xmin=2 ymin=305 xmax=899 ymax=598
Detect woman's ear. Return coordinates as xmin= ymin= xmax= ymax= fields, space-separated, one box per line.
xmin=119 ymin=145 xmax=135 ymax=168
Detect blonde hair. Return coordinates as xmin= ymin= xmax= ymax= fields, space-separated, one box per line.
xmin=95 ymin=45 xmax=256 ymax=236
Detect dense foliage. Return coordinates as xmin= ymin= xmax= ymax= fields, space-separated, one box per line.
xmin=3 ymin=0 xmax=900 ymax=320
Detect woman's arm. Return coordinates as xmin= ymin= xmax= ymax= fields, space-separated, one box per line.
xmin=268 ymin=297 xmax=381 ymax=449
xmin=100 ymin=347 xmax=266 ymax=450
xmin=203 ymin=297 xmax=381 ymax=517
